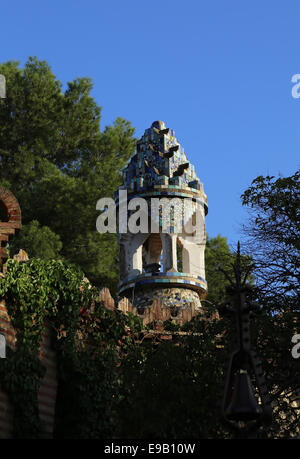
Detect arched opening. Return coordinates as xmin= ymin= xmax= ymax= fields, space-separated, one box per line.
xmin=142 ymin=233 xmax=162 ymax=273
xmin=0 ymin=201 xmax=8 ymax=222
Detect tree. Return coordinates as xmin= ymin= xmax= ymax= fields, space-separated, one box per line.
xmin=0 ymin=57 xmax=101 ymax=186
xmin=9 ymin=220 xmax=62 ymax=260
xmin=0 ymin=57 xmax=136 ymax=293
xmin=204 ymin=235 xmax=235 ymax=307
xmin=204 ymin=235 xmax=253 ymax=309
xmin=240 ymin=170 xmax=300 ymax=437
xmin=241 ymin=170 xmax=300 ymax=312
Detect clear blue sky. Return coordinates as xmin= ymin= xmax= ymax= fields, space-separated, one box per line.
xmin=1 ymin=1 xmax=299 ymax=247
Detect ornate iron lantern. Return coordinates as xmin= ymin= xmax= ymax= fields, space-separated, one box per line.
xmin=219 ymin=243 xmax=272 ymax=433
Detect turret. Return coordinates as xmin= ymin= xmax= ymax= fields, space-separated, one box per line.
xmin=115 ymin=121 xmax=208 ymax=324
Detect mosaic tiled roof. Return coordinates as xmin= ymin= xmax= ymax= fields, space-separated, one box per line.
xmin=121 ymin=121 xmax=204 ymax=193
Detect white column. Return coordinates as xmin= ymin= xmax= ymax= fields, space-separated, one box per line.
xmin=161 ymin=233 xmax=178 ymax=272
xmin=178 ymin=236 xmax=206 ymax=279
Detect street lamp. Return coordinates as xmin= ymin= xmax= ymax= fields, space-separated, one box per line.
xmin=218 ymin=242 xmax=272 ymax=433
xmin=225 ymin=369 xmax=262 ymax=422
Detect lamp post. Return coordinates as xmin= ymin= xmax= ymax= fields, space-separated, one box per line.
xmin=219 ymin=242 xmax=272 ymax=436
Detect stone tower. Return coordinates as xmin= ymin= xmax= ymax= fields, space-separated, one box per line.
xmin=116 ymin=121 xmax=208 ymax=324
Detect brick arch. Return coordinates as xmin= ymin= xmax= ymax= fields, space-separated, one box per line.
xmin=0 ymin=187 xmax=21 ymax=224
xmin=0 ymin=187 xmax=22 ymax=270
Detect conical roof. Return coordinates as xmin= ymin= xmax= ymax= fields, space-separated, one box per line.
xmin=121 ymin=121 xmax=206 ymax=203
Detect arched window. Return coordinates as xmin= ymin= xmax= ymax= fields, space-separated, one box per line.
xmin=0 ymin=201 xmax=8 ymax=222
xmin=142 ymin=233 xmax=162 ymax=273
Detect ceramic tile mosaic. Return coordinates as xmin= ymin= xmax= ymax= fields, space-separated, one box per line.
xmin=119 ymin=272 xmax=207 ymax=296
xmin=126 ymin=286 xmax=202 ymax=311
xmin=116 ymin=120 xmax=206 ymax=199
xmin=115 ymin=121 xmax=208 ymax=316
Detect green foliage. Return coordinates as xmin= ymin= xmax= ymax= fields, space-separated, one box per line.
xmin=0 ymin=256 xmax=230 ymax=439
xmin=0 ymin=257 xmax=142 ymax=438
xmin=117 ymin=315 xmax=231 ymax=439
xmin=0 ymin=57 xmax=136 ymax=293
xmin=240 ymin=170 xmax=300 ymax=437
xmin=0 ymin=348 xmax=45 ymax=438
xmin=204 ymin=235 xmax=253 ymax=308
xmin=0 ymin=57 xmax=100 ymax=184
xmin=205 ymin=235 xmax=234 ymax=306
xmin=241 ymin=171 xmax=299 ymax=248
xmin=54 ymin=307 xmax=142 ymax=439
xmin=241 ymin=169 xmax=300 ymax=306
xmin=250 ymin=310 xmax=300 ymax=438
xmin=0 ymin=255 xmax=298 ymax=439
xmin=0 ymin=257 xmax=89 ymax=438
xmin=9 ymin=220 xmax=62 ymax=260
xmin=0 ymin=56 xmax=298 ymax=439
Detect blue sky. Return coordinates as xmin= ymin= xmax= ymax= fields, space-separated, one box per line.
xmin=1 ymin=0 xmax=299 ymax=247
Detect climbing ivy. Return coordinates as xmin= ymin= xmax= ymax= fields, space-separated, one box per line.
xmin=1 ymin=258 xmax=296 ymax=439
xmin=0 ymin=258 xmax=143 ymax=438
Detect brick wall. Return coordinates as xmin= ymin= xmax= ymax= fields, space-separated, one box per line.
xmin=0 ymin=187 xmax=22 ymax=271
